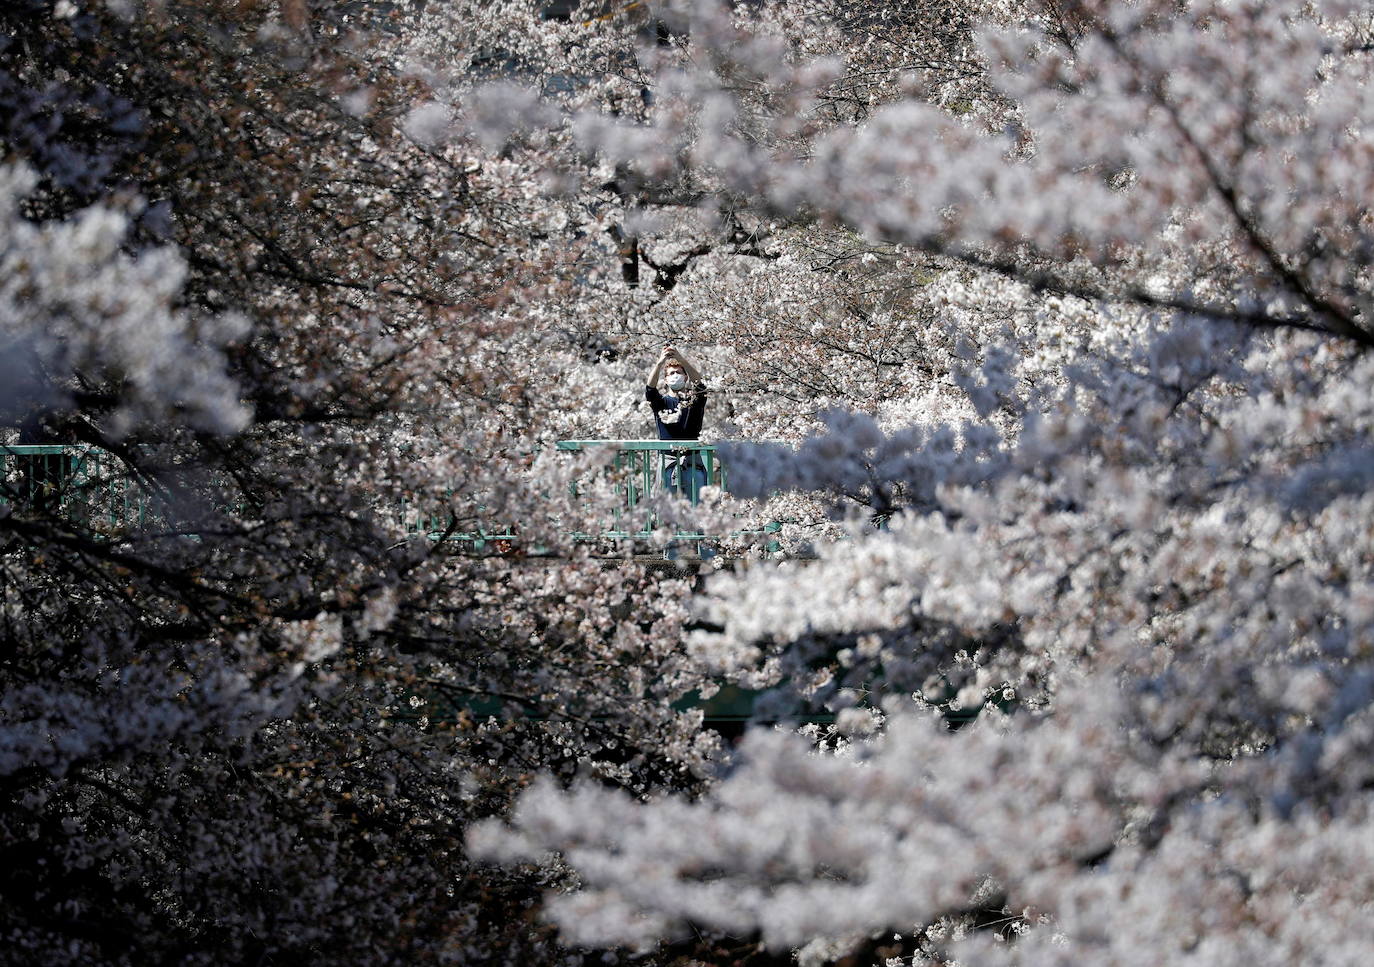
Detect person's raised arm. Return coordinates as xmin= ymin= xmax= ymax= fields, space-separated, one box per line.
xmin=647 ymin=347 xmax=671 ymax=388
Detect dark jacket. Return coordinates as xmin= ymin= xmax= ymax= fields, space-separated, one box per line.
xmin=645 ymin=382 xmax=707 ymax=440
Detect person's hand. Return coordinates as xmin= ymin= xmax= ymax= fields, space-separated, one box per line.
xmin=663 ymin=345 xmax=677 ymax=357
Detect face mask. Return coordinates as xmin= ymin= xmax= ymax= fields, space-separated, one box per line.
xmin=666 ymin=373 xmax=687 ymax=390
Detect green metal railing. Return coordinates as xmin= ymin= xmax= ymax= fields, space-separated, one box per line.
xmin=402 ymin=441 xmax=758 ymax=551
xmin=4 ymin=441 xmax=779 ymax=554
xmin=1 ymin=445 xmax=154 ymax=534
xmin=556 ymin=439 xmax=726 ymax=545
xmin=557 ymin=439 xmax=722 ymax=503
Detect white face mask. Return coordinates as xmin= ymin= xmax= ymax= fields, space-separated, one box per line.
xmin=665 ymin=372 xmax=687 ymax=390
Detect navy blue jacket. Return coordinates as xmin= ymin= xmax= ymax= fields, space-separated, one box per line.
xmin=645 ymin=382 xmax=707 ymax=440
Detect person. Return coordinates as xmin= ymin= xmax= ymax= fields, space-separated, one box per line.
xmin=645 ymin=346 xmax=708 ymax=499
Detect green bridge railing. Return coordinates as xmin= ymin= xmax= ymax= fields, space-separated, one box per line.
xmin=5 ymin=441 xmax=776 ymax=554
xmin=406 ymin=441 xmax=777 ymax=553
xmin=556 ymin=440 xmax=731 ymax=547
xmin=1 ymin=445 xmax=156 ymax=534
xmin=398 ymin=440 xmax=727 ymax=549
xmin=6 ymin=443 xmax=821 ymax=725
xmin=556 ymin=439 xmax=722 ymax=503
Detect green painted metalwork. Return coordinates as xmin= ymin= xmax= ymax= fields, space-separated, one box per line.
xmin=556 ymin=439 xmax=722 ymax=504
xmin=554 ymin=439 xmax=768 ymax=549
xmin=406 ymin=440 xmax=779 ymax=551
xmin=1 ymin=445 xmax=153 ymax=535
xmin=4 ymin=442 xmax=779 ymax=554
xmin=5 ymin=443 xmax=820 ymax=724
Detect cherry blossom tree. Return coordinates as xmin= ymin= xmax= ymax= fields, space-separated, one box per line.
xmin=2 ymin=2 xmax=721 ymax=962
xmin=467 ymin=1 xmax=1374 ymax=964
xmin=14 ymin=0 xmax=1374 ymax=964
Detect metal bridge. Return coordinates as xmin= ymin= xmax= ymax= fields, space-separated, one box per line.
xmin=2 ymin=441 xmax=779 ymax=556
xmin=3 ymin=442 xmax=795 ymax=729
xmin=0 ymin=445 xmax=156 ymax=534
xmin=3 ymin=444 xmax=945 ymax=732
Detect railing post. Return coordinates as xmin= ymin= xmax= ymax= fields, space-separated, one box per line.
xmin=554 ymin=440 xmax=783 ymax=554
xmin=2 ymin=444 xmax=155 ymax=534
